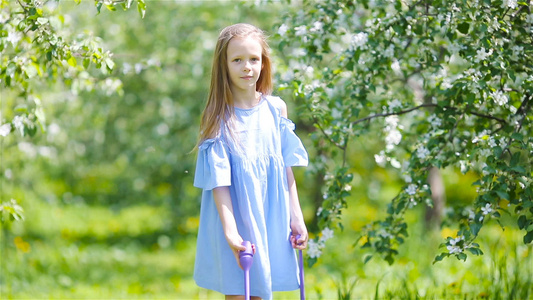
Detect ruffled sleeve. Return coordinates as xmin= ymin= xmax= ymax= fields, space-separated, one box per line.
xmin=280 ymin=117 xmax=309 ymax=167
xmin=193 ymin=137 xmax=232 ymax=190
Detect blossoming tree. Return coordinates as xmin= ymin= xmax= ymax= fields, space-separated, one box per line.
xmin=276 ymin=0 xmax=532 ymax=265
xmin=0 ymin=0 xmax=145 ymax=223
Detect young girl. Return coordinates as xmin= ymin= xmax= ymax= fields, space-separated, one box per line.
xmin=193 ymin=23 xmax=308 ymax=300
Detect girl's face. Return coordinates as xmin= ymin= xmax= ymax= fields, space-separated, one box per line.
xmin=226 ymin=36 xmax=263 ymax=94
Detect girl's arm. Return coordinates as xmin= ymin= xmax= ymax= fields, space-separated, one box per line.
xmin=279 ymin=99 xmax=308 ymax=249
xmin=212 ymin=186 xmax=247 ymax=268
xmin=287 ymin=167 xmax=308 ymax=249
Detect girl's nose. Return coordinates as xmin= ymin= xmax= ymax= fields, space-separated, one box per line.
xmin=243 ymin=61 xmax=251 ymax=71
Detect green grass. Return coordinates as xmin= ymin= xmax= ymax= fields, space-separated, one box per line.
xmin=1 ymin=196 xmax=532 ymax=299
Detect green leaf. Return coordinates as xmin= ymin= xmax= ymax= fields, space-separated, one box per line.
xmin=137 ymin=0 xmax=146 ymax=18
xmin=511 ymin=166 xmax=526 ymax=174
xmin=471 ymin=222 xmax=481 ymax=236
xmin=457 ymin=253 xmax=467 ymax=261
xmin=496 ymin=190 xmax=509 ymax=200
xmin=105 ymin=4 xmax=117 ymax=12
xmin=307 ymin=257 xmax=317 ymax=268
xmin=364 ymin=255 xmax=373 ymax=264
xmin=433 ymin=253 xmax=447 ymax=264
xmin=467 ymin=247 xmax=483 ymax=255
xmin=518 ymin=215 xmax=527 ymax=229
xmin=83 ymin=58 xmax=90 ymax=69
xmin=494 ymin=146 xmax=502 ymax=158
xmin=524 ymin=231 xmax=533 ymax=244
xmin=105 ymin=58 xmax=115 ymax=70
xmin=384 ymin=254 xmax=394 ymax=265
xmin=37 ymin=17 xmax=48 ymax=25
xmin=457 ymin=22 xmax=469 ymax=34
xmin=511 ymin=132 xmax=523 ymax=141
xmin=67 ymin=56 xmax=77 ymax=67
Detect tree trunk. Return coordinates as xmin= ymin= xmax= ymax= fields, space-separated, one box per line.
xmin=425 ymin=167 xmax=446 ymax=229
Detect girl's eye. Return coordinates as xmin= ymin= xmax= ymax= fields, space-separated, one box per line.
xmin=233 ymin=58 xmax=241 ymax=62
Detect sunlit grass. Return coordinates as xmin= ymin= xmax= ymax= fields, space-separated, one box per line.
xmin=2 ymin=189 xmax=532 ymax=299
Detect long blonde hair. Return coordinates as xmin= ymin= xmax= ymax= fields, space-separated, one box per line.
xmin=197 ymin=23 xmax=273 ymax=148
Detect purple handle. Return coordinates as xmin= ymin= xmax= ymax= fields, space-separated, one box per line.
xmin=239 ymin=241 xmax=253 ymax=300
xmin=296 ymin=235 xmax=305 ymax=300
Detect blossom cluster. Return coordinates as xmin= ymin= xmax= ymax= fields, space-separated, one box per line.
xmin=307 ymin=227 xmax=335 ymax=259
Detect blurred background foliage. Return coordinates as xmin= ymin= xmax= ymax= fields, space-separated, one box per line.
xmin=1 ymin=0 xmax=532 ymax=299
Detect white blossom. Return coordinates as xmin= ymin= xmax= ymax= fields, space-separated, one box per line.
xmin=440 ymin=78 xmax=453 ymax=89
xmin=12 ymin=115 xmax=24 ymax=135
xmin=320 ymin=227 xmax=334 ymax=242
xmin=292 ymin=48 xmax=307 ymax=57
xmin=351 ymin=32 xmax=368 ymax=49
xmin=0 ymin=12 xmax=8 ymax=23
xmin=491 ymin=90 xmax=508 ymax=106
xmin=316 ymin=207 xmax=323 ymax=216
xmin=7 ymin=29 xmax=22 ymax=46
xmin=391 ymin=60 xmax=401 ymax=75
xmin=281 ymin=70 xmax=294 ymax=82
xmin=294 ymin=25 xmax=307 ymax=36
xmin=428 ymin=114 xmax=442 ymax=127
xmin=383 ymin=45 xmax=395 ymax=58
xmin=475 ymin=47 xmax=493 ymax=62
xmin=403 ymin=174 xmax=412 ymax=183
xmin=156 ymin=123 xmax=169 ymax=135
xmin=481 ymin=203 xmax=493 ymax=215
xmin=416 ymin=146 xmax=430 ymax=159
xmin=405 ymin=184 xmax=417 ymax=195
xmin=526 ymin=14 xmax=533 ymax=24
xmin=488 ymin=17 xmax=501 ymax=33
xmin=374 ymin=151 xmax=386 ymax=167
xmin=135 ymin=63 xmax=143 ymax=74
xmin=278 ymin=24 xmax=289 ymax=36
xmin=385 ymin=115 xmax=399 ymax=127
xmin=502 ymin=0 xmax=517 ymax=9
xmin=447 ymin=236 xmax=464 ymax=254
xmin=384 ymin=116 xmax=402 ymax=150
xmin=0 ymin=123 xmax=11 ymax=137
xmin=460 ymin=160 xmax=468 ymax=173
xmin=390 ymin=158 xmax=401 ymax=169
xmin=385 ymin=129 xmax=402 ymax=150
xmin=307 ymin=239 xmax=322 ymax=258
xmin=310 ymin=21 xmax=323 ymax=33
xmin=388 ymin=99 xmax=402 ymax=112
xmin=18 ymin=142 xmax=37 ymax=158
xmin=379 ymin=229 xmax=393 ymax=239
xmin=488 ymin=136 xmax=497 ymax=148
xmin=467 ymin=209 xmax=475 ymax=220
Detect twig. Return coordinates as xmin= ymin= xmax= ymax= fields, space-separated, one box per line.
xmin=16 ymin=0 xmax=28 ymax=12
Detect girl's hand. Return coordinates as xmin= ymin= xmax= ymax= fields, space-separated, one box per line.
xmin=290 ymin=221 xmax=308 ymax=250
xmin=225 ymin=232 xmax=256 ymax=269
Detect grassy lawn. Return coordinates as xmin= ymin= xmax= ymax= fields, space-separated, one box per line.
xmin=1 ymin=195 xmax=532 ymax=299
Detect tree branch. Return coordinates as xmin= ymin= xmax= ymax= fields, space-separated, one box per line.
xmin=351 ymin=103 xmax=507 ymax=127
xmin=351 ymin=103 xmax=437 ymax=126
xmin=468 ymin=110 xmax=506 ymax=124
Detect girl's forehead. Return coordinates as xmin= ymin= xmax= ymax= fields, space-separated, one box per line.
xmin=227 ymin=36 xmax=262 ymax=54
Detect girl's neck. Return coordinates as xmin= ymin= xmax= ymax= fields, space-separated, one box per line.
xmin=232 ymin=89 xmax=262 ymax=109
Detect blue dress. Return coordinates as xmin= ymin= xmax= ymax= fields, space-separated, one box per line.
xmin=193 ymin=95 xmax=308 ymax=300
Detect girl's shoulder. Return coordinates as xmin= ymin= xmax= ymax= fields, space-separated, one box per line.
xmin=264 ymin=95 xmax=288 ymax=118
